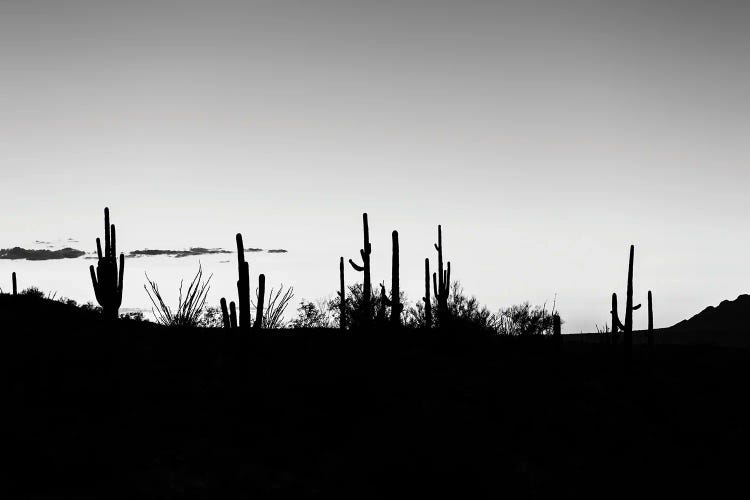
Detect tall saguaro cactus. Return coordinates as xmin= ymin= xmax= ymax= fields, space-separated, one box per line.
xmin=647 ymin=290 xmax=654 ymax=349
xmin=349 ymin=213 xmax=372 ymax=324
xmin=423 ymin=258 xmax=432 ymax=328
xmin=612 ymin=245 xmax=641 ymax=361
xmin=338 ymin=257 xmax=347 ymax=330
xmin=89 ymin=207 xmax=124 ymax=321
xmin=220 ymin=298 xmax=231 ymax=328
xmin=433 ymin=225 xmax=451 ymax=326
xmin=389 ymin=230 xmax=402 ymax=327
xmin=236 ymin=233 xmax=251 ymax=329
xmin=12 ymin=272 xmax=17 ymax=296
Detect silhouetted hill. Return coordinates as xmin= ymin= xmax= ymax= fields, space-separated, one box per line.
xmin=672 ymin=294 xmax=750 ymax=333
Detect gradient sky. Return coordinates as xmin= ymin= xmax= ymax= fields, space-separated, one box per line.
xmin=2 ymin=0 xmax=749 ymax=332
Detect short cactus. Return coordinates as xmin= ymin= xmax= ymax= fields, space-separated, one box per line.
xmin=254 ymin=273 xmax=265 ymax=330
xmin=220 ymin=298 xmax=231 ymax=328
xmin=89 ymin=207 xmax=124 ymax=321
xmin=349 ymin=213 xmax=372 ymax=324
xmin=12 ymin=272 xmax=17 ymax=296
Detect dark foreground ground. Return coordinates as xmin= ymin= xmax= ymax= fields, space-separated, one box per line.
xmin=2 ymin=295 xmax=750 ymax=498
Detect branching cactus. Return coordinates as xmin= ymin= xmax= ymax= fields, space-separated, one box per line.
xmin=389 ymin=230 xmax=402 ymax=327
xmin=338 ymin=257 xmax=347 ymax=330
xmin=432 ymin=225 xmax=451 ymax=326
xmin=349 ymin=213 xmax=372 ymax=324
xmin=611 ymin=245 xmax=641 ymax=359
xmin=89 ymin=207 xmax=124 ymax=321
xmin=254 ymin=273 xmax=265 ymax=330
xmin=12 ymin=272 xmax=17 ymax=296
xmin=423 ymin=258 xmax=432 ymax=328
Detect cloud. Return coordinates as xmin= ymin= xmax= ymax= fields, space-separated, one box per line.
xmin=128 ymin=247 xmax=232 ymax=258
xmin=0 ymin=247 xmax=86 ymax=261
xmin=245 ymin=248 xmax=264 ymax=252
xmin=267 ymin=249 xmax=288 ymax=254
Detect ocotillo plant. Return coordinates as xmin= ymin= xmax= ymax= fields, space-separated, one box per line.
xmin=389 ymin=230 xmax=402 ymax=327
xmin=612 ymin=245 xmax=641 ymax=361
xmin=338 ymin=257 xmax=347 ymax=330
xmin=236 ymin=233 xmax=251 ymax=329
xmin=89 ymin=207 xmax=125 ymax=321
xmin=349 ymin=213 xmax=372 ymax=324
xmin=423 ymin=258 xmax=432 ymax=328
xmin=432 ymin=225 xmax=451 ymax=325
xmin=254 ymin=274 xmax=265 ymax=330
xmin=647 ymin=290 xmax=654 ymax=349
xmin=12 ymin=272 xmax=17 ymax=296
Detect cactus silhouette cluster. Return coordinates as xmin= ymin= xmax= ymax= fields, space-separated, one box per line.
xmin=220 ymin=233 xmax=267 ymax=330
xmin=89 ymin=207 xmax=124 ymax=321
xmin=610 ymin=245 xmax=656 ymax=358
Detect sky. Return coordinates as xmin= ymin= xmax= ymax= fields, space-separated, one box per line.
xmin=1 ymin=0 xmax=749 ymax=332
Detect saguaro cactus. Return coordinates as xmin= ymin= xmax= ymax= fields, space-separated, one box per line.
xmin=611 ymin=293 xmax=621 ymax=345
xmin=89 ymin=207 xmax=124 ymax=321
xmin=389 ymin=230 xmax=402 ymax=327
xmin=349 ymin=213 xmax=372 ymax=324
xmin=12 ymin=272 xmax=17 ymax=296
xmin=647 ymin=290 xmax=654 ymax=349
xmin=254 ymin=274 xmax=266 ymax=330
xmin=236 ymin=234 xmax=251 ymax=329
xmin=612 ymin=245 xmax=641 ymax=360
xmin=423 ymin=258 xmax=432 ymax=328
xmin=338 ymin=257 xmax=347 ymax=330
xmin=553 ymin=313 xmax=562 ymax=350
xmin=432 ymin=225 xmax=451 ymax=325
xmin=220 ymin=298 xmax=231 ymax=328
xmin=230 ymin=301 xmax=238 ymax=328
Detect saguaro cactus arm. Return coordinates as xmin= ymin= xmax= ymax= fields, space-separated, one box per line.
xmin=220 ymin=298 xmax=231 ymax=328
xmin=236 ymin=233 xmax=251 ymax=329
xmin=254 ymin=274 xmax=266 ymax=329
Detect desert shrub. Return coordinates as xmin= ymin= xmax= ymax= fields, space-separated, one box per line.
xmin=291 ymin=299 xmax=332 ymax=329
xmin=197 ymin=306 xmax=223 ymax=328
xmin=144 ymin=264 xmax=212 ymax=327
xmin=120 ymin=311 xmax=146 ymax=322
xmin=443 ymin=281 xmax=499 ymax=332
xmin=19 ymin=287 xmax=45 ymax=299
xmin=496 ymin=301 xmax=559 ymax=336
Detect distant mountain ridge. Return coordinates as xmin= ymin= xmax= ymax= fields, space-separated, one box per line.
xmin=672 ymin=294 xmax=750 ymax=332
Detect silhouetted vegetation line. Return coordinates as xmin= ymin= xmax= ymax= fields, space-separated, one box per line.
xmin=89 ymin=207 xmax=124 ymax=321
